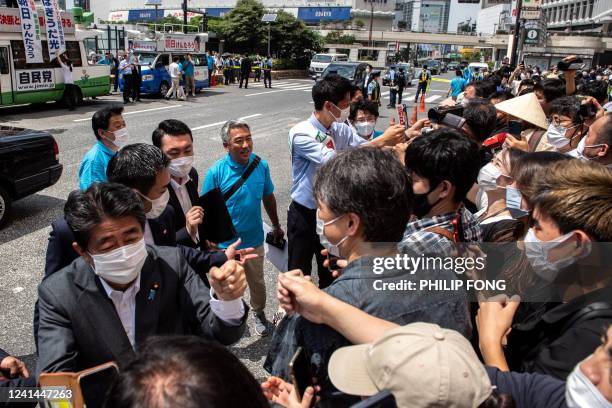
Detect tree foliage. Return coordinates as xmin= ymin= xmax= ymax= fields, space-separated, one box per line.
xmin=324 ymin=31 xmax=356 ymax=45
xmin=209 ymin=0 xmax=322 ymax=67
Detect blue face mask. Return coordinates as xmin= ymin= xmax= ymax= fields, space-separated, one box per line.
xmin=506 ymin=186 xmax=529 ymax=218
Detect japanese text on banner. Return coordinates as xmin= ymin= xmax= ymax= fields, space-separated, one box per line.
xmin=17 ymin=0 xmax=43 ymax=63
xmin=42 ymin=0 xmax=65 ymax=60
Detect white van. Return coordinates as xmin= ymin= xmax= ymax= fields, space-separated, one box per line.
xmin=309 ymin=53 xmax=349 ymax=79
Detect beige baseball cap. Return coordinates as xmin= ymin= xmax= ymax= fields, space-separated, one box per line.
xmin=495 ymin=92 xmax=548 ymax=130
xmin=328 ymin=323 xmax=492 ymax=408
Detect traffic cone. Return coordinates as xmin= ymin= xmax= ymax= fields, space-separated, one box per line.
xmin=419 ymin=94 xmax=426 ymax=113
xmin=410 ymin=105 xmax=418 ymax=126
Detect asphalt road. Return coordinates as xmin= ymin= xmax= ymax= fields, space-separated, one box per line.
xmin=0 ymin=72 xmax=453 ymax=382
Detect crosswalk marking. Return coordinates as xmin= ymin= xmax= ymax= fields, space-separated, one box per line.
xmin=425 ymin=95 xmax=441 ymax=103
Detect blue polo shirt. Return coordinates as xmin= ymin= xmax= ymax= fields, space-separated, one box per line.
xmin=450 ymin=77 xmax=467 ymax=97
xmin=78 ymin=140 xmax=116 ymax=190
xmin=203 ymin=153 xmax=274 ymax=249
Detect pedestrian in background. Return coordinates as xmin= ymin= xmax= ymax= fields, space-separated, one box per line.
xmin=263 ymin=55 xmax=273 ymax=88
xmin=183 ymin=54 xmax=196 ymax=97
xmin=118 ymin=54 xmax=134 ymax=104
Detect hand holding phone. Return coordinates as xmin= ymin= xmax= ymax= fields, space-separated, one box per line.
xmin=289 ymin=347 xmax=315 ymax=405
xmin=508 ymin=120 xmax=522 ymax=137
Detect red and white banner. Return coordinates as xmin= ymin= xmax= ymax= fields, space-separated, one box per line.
xmin=164 ymin=34 xmax=197 ymax=52
xmin=17 ymin=0 xmax=43 ymax=63
xmin=0 ymin=8 xmax=75 ymax=34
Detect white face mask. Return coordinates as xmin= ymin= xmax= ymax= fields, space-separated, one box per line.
xmin=505 ymin=186 xmax=529 ymax=219
xmin=138 ymin=189 xmax=170 ymax=219
xmin=547 ymin=122 xmax=578 ymax=150
xmin=354 ymin=121 xmax=376 ymax=139
xmin=524 ymin=228 xmax=590 ymax=281
xmin=478 ymin=162 xmax=502 ymax=192
xmin=316 ymin=211 xmax=348 ymax=257
xmin=573 ymin=137 xmax=606 ymax=161
xmin=566 ymin=357 xmax=612 ymax=408
xmin=328 ymin=102 xmax=351 ymax=124
xmin=168 ymin=155 xmax=194 ymax=179
xmin=90 ymin=238 xmax=147 ymax=285
xmin=106 ymin=127 xmax=129 ymax=150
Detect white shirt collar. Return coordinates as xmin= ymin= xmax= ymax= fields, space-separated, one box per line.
xmin=170 ymin=175 xmax=191 ymax=189
xmin=99 ymin=273 xmax=141 ymax=299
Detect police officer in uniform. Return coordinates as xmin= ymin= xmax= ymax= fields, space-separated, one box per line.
xmin=263 ymin=55 xmax=273 ymax=88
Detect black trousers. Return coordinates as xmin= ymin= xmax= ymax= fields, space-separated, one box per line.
xmin=122 ymin=74 xmax=132 ymax=103
xmin=263 ymin=70 xmax=272 ymax=88
xmin=415 ymin=82 xmax=427 ymax=102
xmin=397 ymin=87 xmax=404 ymax=104
xmin=131 ymin=75 xmax=141 ymax=101
xmin=239 ymin=72 xmax=249 ymax=88
xmin=287 ymin=201 xmax=333 ymax=289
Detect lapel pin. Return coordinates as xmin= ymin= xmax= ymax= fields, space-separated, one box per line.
xmin=148 ymin=283 xmax=160 ymax=301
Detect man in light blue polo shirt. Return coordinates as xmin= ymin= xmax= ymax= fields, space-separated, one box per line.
xmin=288 ymin=74 xmax=406 ymax=289
xmin=203 ymin=119 xmax=283 ymax=336
xmin=78 ymin=105 xmax=129 ymax=190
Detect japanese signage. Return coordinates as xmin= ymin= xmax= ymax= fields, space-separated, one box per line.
xmin=131 ymin=40 xmax=157 ymax=52
xmin=522 ymin=0 xmax=542 ymax=20
xmin=17 ymin=0 xmax=43 ymax=63
xmin=16 ymin=69 xmax=55 ymax=91
xmin=42 ymin=0 xmax=65 ymax=60
xmin=164 ymin=34 xmax=197 ymax=52
xmin=0 ymin=8 xmax=75 ymax=34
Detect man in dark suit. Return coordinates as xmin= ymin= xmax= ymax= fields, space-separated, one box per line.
xmin=36 ymin=183 xmax=247 ymax=387
xmin=239 ymin=54 xmax=252 ymax=89
xmin=152 ymin=120 xmax=203 ymax=247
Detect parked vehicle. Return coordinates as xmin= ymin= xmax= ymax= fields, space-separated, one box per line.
xmin=120 ymin=33 xmax=209 ymax=96
xmin=320 ymin=62 xmax=369 ymax=86
xmin=421 ymin=60 xmax=443 ymax=75
xmin=382 ymin=63 xmax=414 ymax=87
xmin=309 ymin=53 xmax=349 ymax=79
xmin=0 ymin=126 xmax=63 ymax=228
xmin=0 ymin=7 xmax=110 ymax=107
xmin=447 ymin=62 xmax=459 ymax=71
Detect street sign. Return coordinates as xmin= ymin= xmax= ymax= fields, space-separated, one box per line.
xmin=524 ymin=27 xmax=540 ymax=45
xmin=262 ymin=13 xmax=278 ymax=22
xmin=522 ymin=8 xmax=542 ymax=20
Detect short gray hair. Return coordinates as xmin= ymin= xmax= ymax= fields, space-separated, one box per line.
xmin=220 ymin=120 xmax=250 ymax=144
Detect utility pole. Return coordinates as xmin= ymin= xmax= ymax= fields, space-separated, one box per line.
xmin=182 ymin=0 xmax=188 ymax=33
xmin=368 ymin=0 xmax=374 ymax=48
xmin=510 ymin=0 xmax=522 ymax=66
xmin=267 ymin=22 xmax=271 ymax=56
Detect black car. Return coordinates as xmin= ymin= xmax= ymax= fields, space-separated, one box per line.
xmin=0 ymin=126 xmax=63 ymax=228
xmin=320 ymin=62 xmax=370 ymax=87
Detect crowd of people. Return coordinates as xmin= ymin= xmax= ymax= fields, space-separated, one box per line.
xmin=1 ymin=54 xmax=611 ymax=408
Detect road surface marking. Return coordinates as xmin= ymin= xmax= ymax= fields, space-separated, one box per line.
xmin=245 ymin=87 xmax=312 ymax=97
xmin=425 ymin=95 xmax=441 ymax=103
xmin=73 ymin=105 xmax=183 ymax=122
xmin=193 ymin=114 xmax=262 ymax=131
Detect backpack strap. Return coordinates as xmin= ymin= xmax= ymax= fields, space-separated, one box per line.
xmin=223 ymin=155 xmax=261 ymax=201
xmin=560 ymin=302 xmax=612 ymax=334
xmin=424 ymin=226 xmax=455 ymax=242
xmin=528 ymin=129 xmax=546 ymax=152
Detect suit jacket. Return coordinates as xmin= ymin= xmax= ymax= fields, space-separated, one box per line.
xmin=167 ymin=168 xmax=200 ymax=247
xmin=0 ymin=348 xmax=37 ymax=399
xmin=44 ymin=204 xmax=226 ymax=278
xmin=36 ymin=245 xmax=247 ymax=376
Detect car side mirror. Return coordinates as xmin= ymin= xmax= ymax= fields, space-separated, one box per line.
xmin=155 ymin=62 xmax=164 ymax=68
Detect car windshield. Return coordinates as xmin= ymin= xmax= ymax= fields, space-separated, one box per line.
xmin=323 ymin=64 xmax=356 ymax=79
xmin=138 ymin=53 xmax=157 ymax=65
xmin=313 ymin=55 xmax=333 ymax=63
